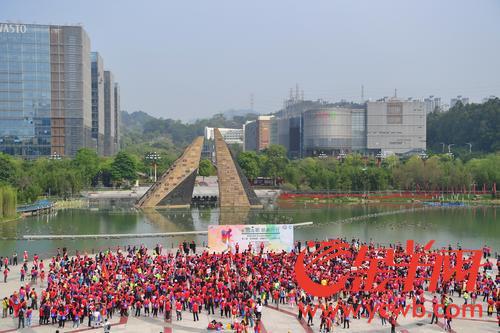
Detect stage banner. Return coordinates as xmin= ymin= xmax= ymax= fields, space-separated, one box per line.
xmin=208 ymin=224 xmax=294 ymax=253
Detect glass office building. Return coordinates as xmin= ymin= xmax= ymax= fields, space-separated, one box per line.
xmin=0 ymin=23 xmax=52 ymax=156
xmin=0 ymin=23 xmax=92 ymax=157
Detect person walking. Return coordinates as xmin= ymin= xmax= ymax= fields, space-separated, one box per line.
xmin=103 ymin=318 xmax=111 ymax=333
xmin=18 ymin=306 xmax=25 ymax=329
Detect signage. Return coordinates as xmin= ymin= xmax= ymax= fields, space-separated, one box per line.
xmin=0 ymin=23 xmax=27 ymax=33
xmin=208 ymin=224 xmax=294 ymax=253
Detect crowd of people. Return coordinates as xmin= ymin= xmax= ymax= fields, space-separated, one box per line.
xmin=0 ymin=239 xmax=498 ymax=332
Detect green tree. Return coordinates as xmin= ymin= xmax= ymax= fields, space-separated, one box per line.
xmin=0 ymin=153 xmax=16 ymax=184
xmin=111 ymin=152 xmax=137 ymax=184
xmin=237 ymin=151 xmax=261 ymax=180
xmin=198 ymin=159 xmax=216 ymax=177
xmin=262 ymin=145 xmax=288 ymax=184
xmin=72 ymin=148 xmax=99 ymax=187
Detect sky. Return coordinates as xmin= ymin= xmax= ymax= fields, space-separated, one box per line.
xmin=1 ymin=0 xmax=500 ymax=121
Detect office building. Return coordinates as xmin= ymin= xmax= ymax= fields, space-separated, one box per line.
xmin=244 ymin=115 xmax=273 ymax=152
xmin=366 ymin=98 xmax=426 ymax=154
xmin=0 ymin=22 xmax=92 ymax=157
xmin=114 ymin=82 xmax=120 ymax=153
xmin=103 ymin=70 xmax=116 ymax=156
xmin=91 ymin=52 xmax=105 ymax=154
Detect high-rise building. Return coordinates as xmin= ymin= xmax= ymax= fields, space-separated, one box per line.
xmin=114 ymin=82 xmax=120 ymax=153
xmin=424 ymin=95 xmax=441 ymax=114
xmin=0 ymin=22 xmax=92 ymax=157
xmin=91 ymin=52 xmax=105 ymax=155
xmin=450 ymin=95 xmax=469 ymax=108
xmin=103 ymin=70 xmax=116 ymax=156
xmin=367 ymin=98 xmax=426 ymax=154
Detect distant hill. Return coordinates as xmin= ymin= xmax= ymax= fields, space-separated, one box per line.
xmin=119 ymin=110 xmax=258 ymax=156
xmin=120 ymin=110 xmax=156 ymax=133
xmin=222 ymin=108 xmax=259 ymax=119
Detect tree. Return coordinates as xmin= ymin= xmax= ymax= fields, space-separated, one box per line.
xmin=198 ymin=159 xmax=216 ymax=177
xmin=72 ymin=148 xmax=99 ymax=187
xmin=0 ymin=153 xmax=16 ymax=184
xmin=111 ymin=152 xmax=137 ymax=184
xmin=237 ymin=151 xmax=261 ymax=180
xmin=262 ymin=145 xmax=288 ymax=184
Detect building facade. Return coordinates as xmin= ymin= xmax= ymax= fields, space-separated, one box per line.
xmin=91 ymin=52 xmax=105 ymax=154
xmin=103 ymin=70 xmax=116 ymax=156
xmin=204 ymin=127 xmax=244 ymax=145
xmin=244 ymin=120 xmax=257 ymax=151
xmin=0 ymin=22 xmax=120 ymax=158
xmin=302 ymin=107 xmax=367 ymax=156
xmin=0 ymin=23 xmax=93 ymax=157
xmin=244 ymin=115 xmax=273 ymax=152
xmin=366 ymin=99 xmax=426 ymax=154
xmin=114 ymin=82 xmax=120 ymax=153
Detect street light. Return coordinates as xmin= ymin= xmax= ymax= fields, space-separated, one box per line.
xmin=439 ymin=142 xmax=445 ymax=153
xmin=375 ymin=151 xmax=383 ymax=167
xmin=146 ymin=152 xmax=161 ymax=182
xmin=48 ymin=151 xmax=61 ymax=160
xmin=465 ymin=143 xmax=472 ymax=154
xmin=337 ymin=150 xmax=347 ymax=162
xmin=447 ymin=144 xmax=455 ymax=154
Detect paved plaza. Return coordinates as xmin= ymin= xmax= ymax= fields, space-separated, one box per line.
xmin=0 ymin=251 xmax=497 ymax=333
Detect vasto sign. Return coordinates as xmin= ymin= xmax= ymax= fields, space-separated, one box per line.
xmin=208 ymin=224 xmax=294 ymax=253
xmin=0 ymin=23 xmax=27 ymax=33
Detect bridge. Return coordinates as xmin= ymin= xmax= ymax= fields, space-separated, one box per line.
xmin=17 ymin=199 xmax=54 ymax=216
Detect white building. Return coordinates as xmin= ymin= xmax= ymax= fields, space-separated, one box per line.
xmin=204 ymin=127 xmax=244 ymax=145
xmin=367 ymin=98 xmax=426 ymax=154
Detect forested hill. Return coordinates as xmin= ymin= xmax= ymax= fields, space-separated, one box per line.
xmin=427 ymin=98 xmax=500 ymax=153
xmin=119 ymin=111 xmax=258 ymax=156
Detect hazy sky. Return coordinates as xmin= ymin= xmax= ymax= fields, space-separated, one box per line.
xmin=2 ymin=0 xmax=500 ymax=120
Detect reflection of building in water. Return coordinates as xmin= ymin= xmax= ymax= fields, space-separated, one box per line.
xmin=219 ymin=207 xmax=251 ymax=225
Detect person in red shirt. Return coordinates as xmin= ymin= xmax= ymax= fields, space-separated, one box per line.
xmin=192 ymin=301 xmax=199 ymax=321
xmin=165 ymin=300 xmax=171 ymax=321
xmin=175 ymin=300 xmax=182 ymax=321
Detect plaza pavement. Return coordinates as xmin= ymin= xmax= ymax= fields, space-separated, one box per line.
xmin=0 ymin=251 xmax=497 ymax=333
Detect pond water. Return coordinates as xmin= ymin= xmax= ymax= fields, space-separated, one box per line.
xmin=0 ymin=204 xmax=498 ymax=257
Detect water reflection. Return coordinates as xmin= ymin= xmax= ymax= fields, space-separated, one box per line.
xmin=0 ymin=205 xmax=497 ymax=257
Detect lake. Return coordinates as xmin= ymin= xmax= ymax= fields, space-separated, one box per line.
xmin=0 ymin=204 xmax=498 ymax=257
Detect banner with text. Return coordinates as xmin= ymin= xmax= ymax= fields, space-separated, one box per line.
xmin=208 ymin=224 xmax=294 ymax=252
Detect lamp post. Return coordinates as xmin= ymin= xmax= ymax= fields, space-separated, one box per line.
xmin=447 ymin=144 xmax=454 ymax=154
xmin=439 ymin=142 xmax=445 ymax=153
xmin=49 ymin=151 xmax=61 ymax=160
xmin=465 ymin=143 xmax=472 ymax=154
xmin=146 ymin=152 xmax=161 ymax=182
xmin=375 ymin=151 xmax=383 ymax=167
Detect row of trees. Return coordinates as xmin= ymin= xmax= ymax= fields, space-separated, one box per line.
xmin=237 ymin=145 xmax=500 ymax=192
xmin=0 ymin=149 xmax=144 ymax=203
